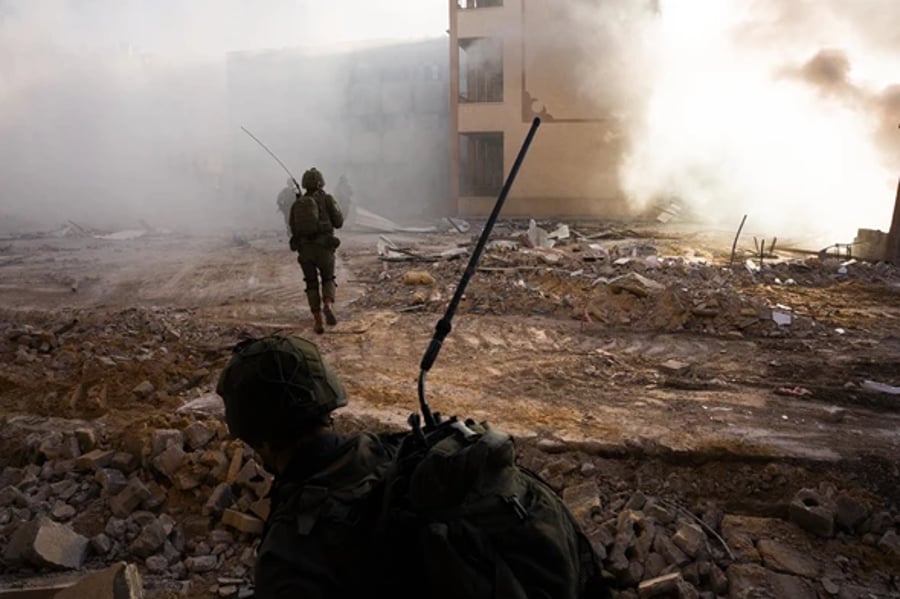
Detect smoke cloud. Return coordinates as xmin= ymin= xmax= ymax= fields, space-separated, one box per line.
xmin=608 ymin=0 xmax=900 ymax=242
xmin=0 ymin=1 xmax=448 ymax=233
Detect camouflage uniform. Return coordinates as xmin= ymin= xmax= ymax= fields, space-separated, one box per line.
xmin=216 ymin=336 xmax=394 ymax=599
xmin=290 ymin=168 xmax=343 ymax=333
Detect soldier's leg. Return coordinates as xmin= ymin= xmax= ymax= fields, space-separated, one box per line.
xmin=299 ymin=259 xmax=324 ymax=334
xmin=319 ymin=248 xmax=338 ymax=326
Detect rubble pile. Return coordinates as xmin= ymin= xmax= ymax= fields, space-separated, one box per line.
xmin=0 ymin=418 xmax=275 ymax=595
xmin=0 ymin=307 xmax=248 ymax=420
xmin=526 ymin=449 xmax=900 ymax=599
xmin=356 ymin=228 xmax=900 ymax=339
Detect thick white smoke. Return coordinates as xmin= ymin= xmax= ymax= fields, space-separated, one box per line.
xmin=616 ymin=0 xmax=900 ymax=242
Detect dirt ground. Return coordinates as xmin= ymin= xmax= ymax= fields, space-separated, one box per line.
xmin=1 ymin=222 xmax=899 ymax=595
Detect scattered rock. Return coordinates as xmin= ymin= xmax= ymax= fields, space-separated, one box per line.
xmin=835 ymin=494 xmax=868 ymax=532
xmin=4 ymin=516 xmax=89 ymax=569
xmin=608 ymin=272 xmax=665 ymax=297
xmin=146 ymin=554 xmax=169 ymax=573
xmin=756 ymin=539 xmax=819 ymax=578
xmin=789 ymin=488 xmax=834 ymax=538
xmin=638 ymin=572 xmax=682 ymax=598
xmin=204 ymin=483 xmax=235 ymax=517
xmin=186 ymin=555 xmax=219 ymax=573
xmin=91 ymin=533 xmax=113 ymax=555
xmin=184 ymin=422 xmax=216 ymax=451
xmin=76 ymin=449 xmax=115 ymax=471
xmin=133 ymin=380 xmax=155 ymax=399
xmin=562 ymin=481 xmax=601 ymax=523
xmin=97 ymin=468 xmax=129 ymax=496
xmin=402 ymin=270 xmax=436 ymax=286
xmin=152 ymin=444 xmax=186 ymax=480
xmin=51 ymin=501 xmax=77 ymax=521
xmin=727 ymin=563 xmax=816 ymax=599
xmin=672 ymin=522 xmax=706 ymax=558
xmin=109 ymin=478 xmax=151 ymax=518
xmin=222 ymin=509 xmax=264 ymax=535
xmin=130 ymin=519 xmax=168 ymax=558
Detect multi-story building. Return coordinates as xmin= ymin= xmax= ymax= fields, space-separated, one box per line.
xmin=449 ymin=0 xmax=631 ymax=217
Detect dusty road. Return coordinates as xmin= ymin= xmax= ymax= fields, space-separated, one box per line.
xmin=1 ymin=225 xmax=899 ymax=597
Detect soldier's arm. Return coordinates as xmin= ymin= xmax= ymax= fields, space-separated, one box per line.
xmin=324 ymin=193 xmax=344 ymax=229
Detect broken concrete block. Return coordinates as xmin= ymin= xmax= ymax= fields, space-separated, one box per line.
xmin=756 ymin=539 xmax=818 ymax=578
xmin=226 ymin=446 xmax=244 ymax=483
xmin=152 ymin=443 xmax=186 ymax=480
xmin=642 ymin=552 xmax=666 ymax=579
xmin=76 ymin=449 xmax=116 ymax=471
xmin=146 ymin=554 xmax=168 ymax=573
xmin=74 ymin=428 xmax=97 ymax=453
xmin=97 ymin=468 xmax=129 ymax=496
xmin=184 ymin=421 xmax=216 ymax=450
xmin=672 ymin=522 xmax=707 ymax=558
xmin=110 ymin=452 xmax=139 ymax=473
xmin=54 ymin=562 xmax=143 ymax=599
xmin=130 ymin=519 xmax=168 ymax=558
xmin=0 ymin=485 xmax=30 ymax=508
xmin=644 ymin=501 xmax=675 ymax=525
xmin=151 ymin=428 xmax=183 ymax=456
xmin=249 ymin=498 xmax=271 ymax=521
xmin=105 ymin=517 xmax=128 ymax=540
xmin=222 ymin=509 xmax=264 ymax=535
xmin=728 ymin=563 xmax=816 ymax=599
xmin=637 ymin=572 xmax=682 ymax=599
xmin=38 ymin=432 xmax=81 ymax=461
xmin=204 ymin=483 xmax=235 ymax=517
xmin=652 ymin=533 xmax=689 ymax=567
xmin=186 ymin=555 xmax=219 ymax=573
xmin=4 ymin=516 xmax=89 ymax=569
xmin=608 ymin=272 xmax=665 ymax=297
xmin=878 ymin=529 xmax=900 ymax=556
xmin=789 ymin=489 xmax=834 ymax=537
xmin=51 ymin=501 xmax=77 ymax=521
xmin=562 ymin=481 xmax=601 ymax=523
xmin=91 ymin=532 xmax=113 ymax=554
xmin=140 ymin=480 xmax=167 ymax=511
xmin=235 ymin=459 xmax=272 ymax=498
xmin=625 ymin=491 xmax=647 ymax=511
xmin=835 ymin=494 xmax=868 ymax=532
xmin=173 ymin=466 xmax=206 ymax=491
xmin=133 ymin=380 xmax=155 ymax=399
xmin=109 ymin=478 xmax=151 ymax=518
xmin=659 ymin=360 xmax=690 ymax=375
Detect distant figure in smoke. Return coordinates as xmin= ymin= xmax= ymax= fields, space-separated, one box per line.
xmin=276 ymin=177 xmax=298 ymax=232
xmin=289 ymin=168 xmax=344 ymax=334
xmin=334 ymin=174 xmax=354 ymax=217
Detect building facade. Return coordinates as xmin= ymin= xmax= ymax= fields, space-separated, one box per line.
xmin=449 ymin=0 xmax=631 ymax=217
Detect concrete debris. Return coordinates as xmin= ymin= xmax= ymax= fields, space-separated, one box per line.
xmin=221 ymin=509 xmax=264 ymax=536
xmin=109 ymin=478 xmax=151 ymax=518
xmin=561 ymin=481 xmax=601 ymax=523
xmin=151 ymin=429 xmax=184 ymax=456
xmin=756 ymin=539 xmax=819 ymax=578
xmin=402 ymin=270 xmax=436 ymax=286
xmin=789 ymin=488 xmax=835 ymax=538
xmin=132 ymin=380 xmax=155 ymax=399
xmin=185 ymin=555 xmax=219 ymax=573
xmin=607 ymin=272 xmax=665 ymax=297
xmin=5 ymin=516 xmax=89 ymax=570
xmin=55 ymin=562 xmax=143 ymax=599
xmin=860 ymin=379 xmax=900 ymax=395
xmin=129 ymin=519 xmax=168 ymax=558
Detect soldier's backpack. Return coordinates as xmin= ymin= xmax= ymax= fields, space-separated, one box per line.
xmin=374 ymin=418 xmax=606 ymax=599
xmin=290 ymin=191 xmax=332 ymax=239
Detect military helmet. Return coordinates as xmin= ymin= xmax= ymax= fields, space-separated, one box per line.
xmin=301 ymin=167 xmax=325 ymax=191
xmin=216 ymin=335 xmax=347 ymax=446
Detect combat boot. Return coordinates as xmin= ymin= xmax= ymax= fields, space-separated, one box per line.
xmin=312 ymin=311 xmax=325 ymax=334
xmin=323 ymin=301 xmax=338 ymax=326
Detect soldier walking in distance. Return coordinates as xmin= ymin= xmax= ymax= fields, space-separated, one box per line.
xmin=289 ymin=168 xmax=343 ymax=334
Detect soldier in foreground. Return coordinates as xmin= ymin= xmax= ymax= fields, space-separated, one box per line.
xmin=217 ymin=334 xmax=606 ymax=599
xmin=289 ymin=168 xmax=343 ymax=334
xmin=275 ymin=178 xmax=296 ymax=233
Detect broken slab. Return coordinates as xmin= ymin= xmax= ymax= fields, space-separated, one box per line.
xmin=756 ymin=539 xmax=819 ymax=578
xmin=789 ymin=488 xmax=834 ymax=538
xmin=54 ymin=562 xmax=143 ymax=599
xmin=726 ymin=563 xmax=816 ymax=599
xmin=607 ymin=272 xmax=665 ymax=297
xmin=4 ymin=516 xmax=89 ymax=570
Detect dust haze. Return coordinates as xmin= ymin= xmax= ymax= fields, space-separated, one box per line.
xmin=601 ymin=0 xmax=900 ymax=242
xmin=0 ymin=0 xmax=448 ymax=234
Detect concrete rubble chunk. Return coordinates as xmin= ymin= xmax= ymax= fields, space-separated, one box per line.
xmin=133 ymin=380 xmax=155 ymax=399
xmin=204 ymin=483 xmax=235 ymax=517
xmin=608 ymin=272 xmax=665 ymax=297
xmin=91 ymin=532 xmax=113 ymax=554
xmin=226 ymin=446 xmax=244 ymax=483
xmin=878 ymin=529 xmax=900 ymax=556
xmin=74 ymin=428 xmax=97 ymax=453
xmin=638 ymin=572 xmax=682 ymax=598
xmin=151 ymin=429 xmax=184 ymax=456
xmin=789 ymin=488 xmax=834 ymax=537
xmin=652 ymin=533 xmax=689 ymax=566
xmin=249 ymin=498 xmax=271 ymax=521
xmin=152 ymin=443 xmax=186 ymax=480
xmin=644 ymin=502 xmax=675 ymax=525
xmin=756 ymin=539 xmax=819 ymax=578
xmin=625 ymin=491 xmax=647 ymax=511
xmin=222 ymin=509 xmax=264 ymax=535
xmin=55 ymin=561 xmax=143 ymax=599
xmin=105 ymin=517 xmax=128 ymax=540
xmin=51 ymin=501 xmax=77 ymax=521
xmin=184 ymin=421 xmax=216 ymax=450
xmin=727 ymin=563 xmax=816 ymax=599
xmin=146 ymin=555 xmax=168 ymax=573
xmin=672 ymin=522 xmax=707 ymax=558
xmin=0 ymin=485 xmax=30 ymax=508
xmin=659 ymin=360 xmax=691 ymax=375
xmin=4 ymin=515 xmax=89 ymax=570
xmin=110 ymin=478 xmax=151 ymax=518
xmin=562 ymin=481 xmax=601 ymax=523
xmin=130 ymin=520 xmax=168 ymax=558
xmin=835 ymin=494 xmax=868 ymax=532
xmin=97 ymin=468 xmax=130 ymax=496
xmin=111 ymin=452 xmax=139 ymax=473
xmin=76 ymin=449 xmax=116 ymax=471
xmin=186 ymin=555 xmax=219 ymax=573
xmin=643 ymin=552 xmax=667 ymax=579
